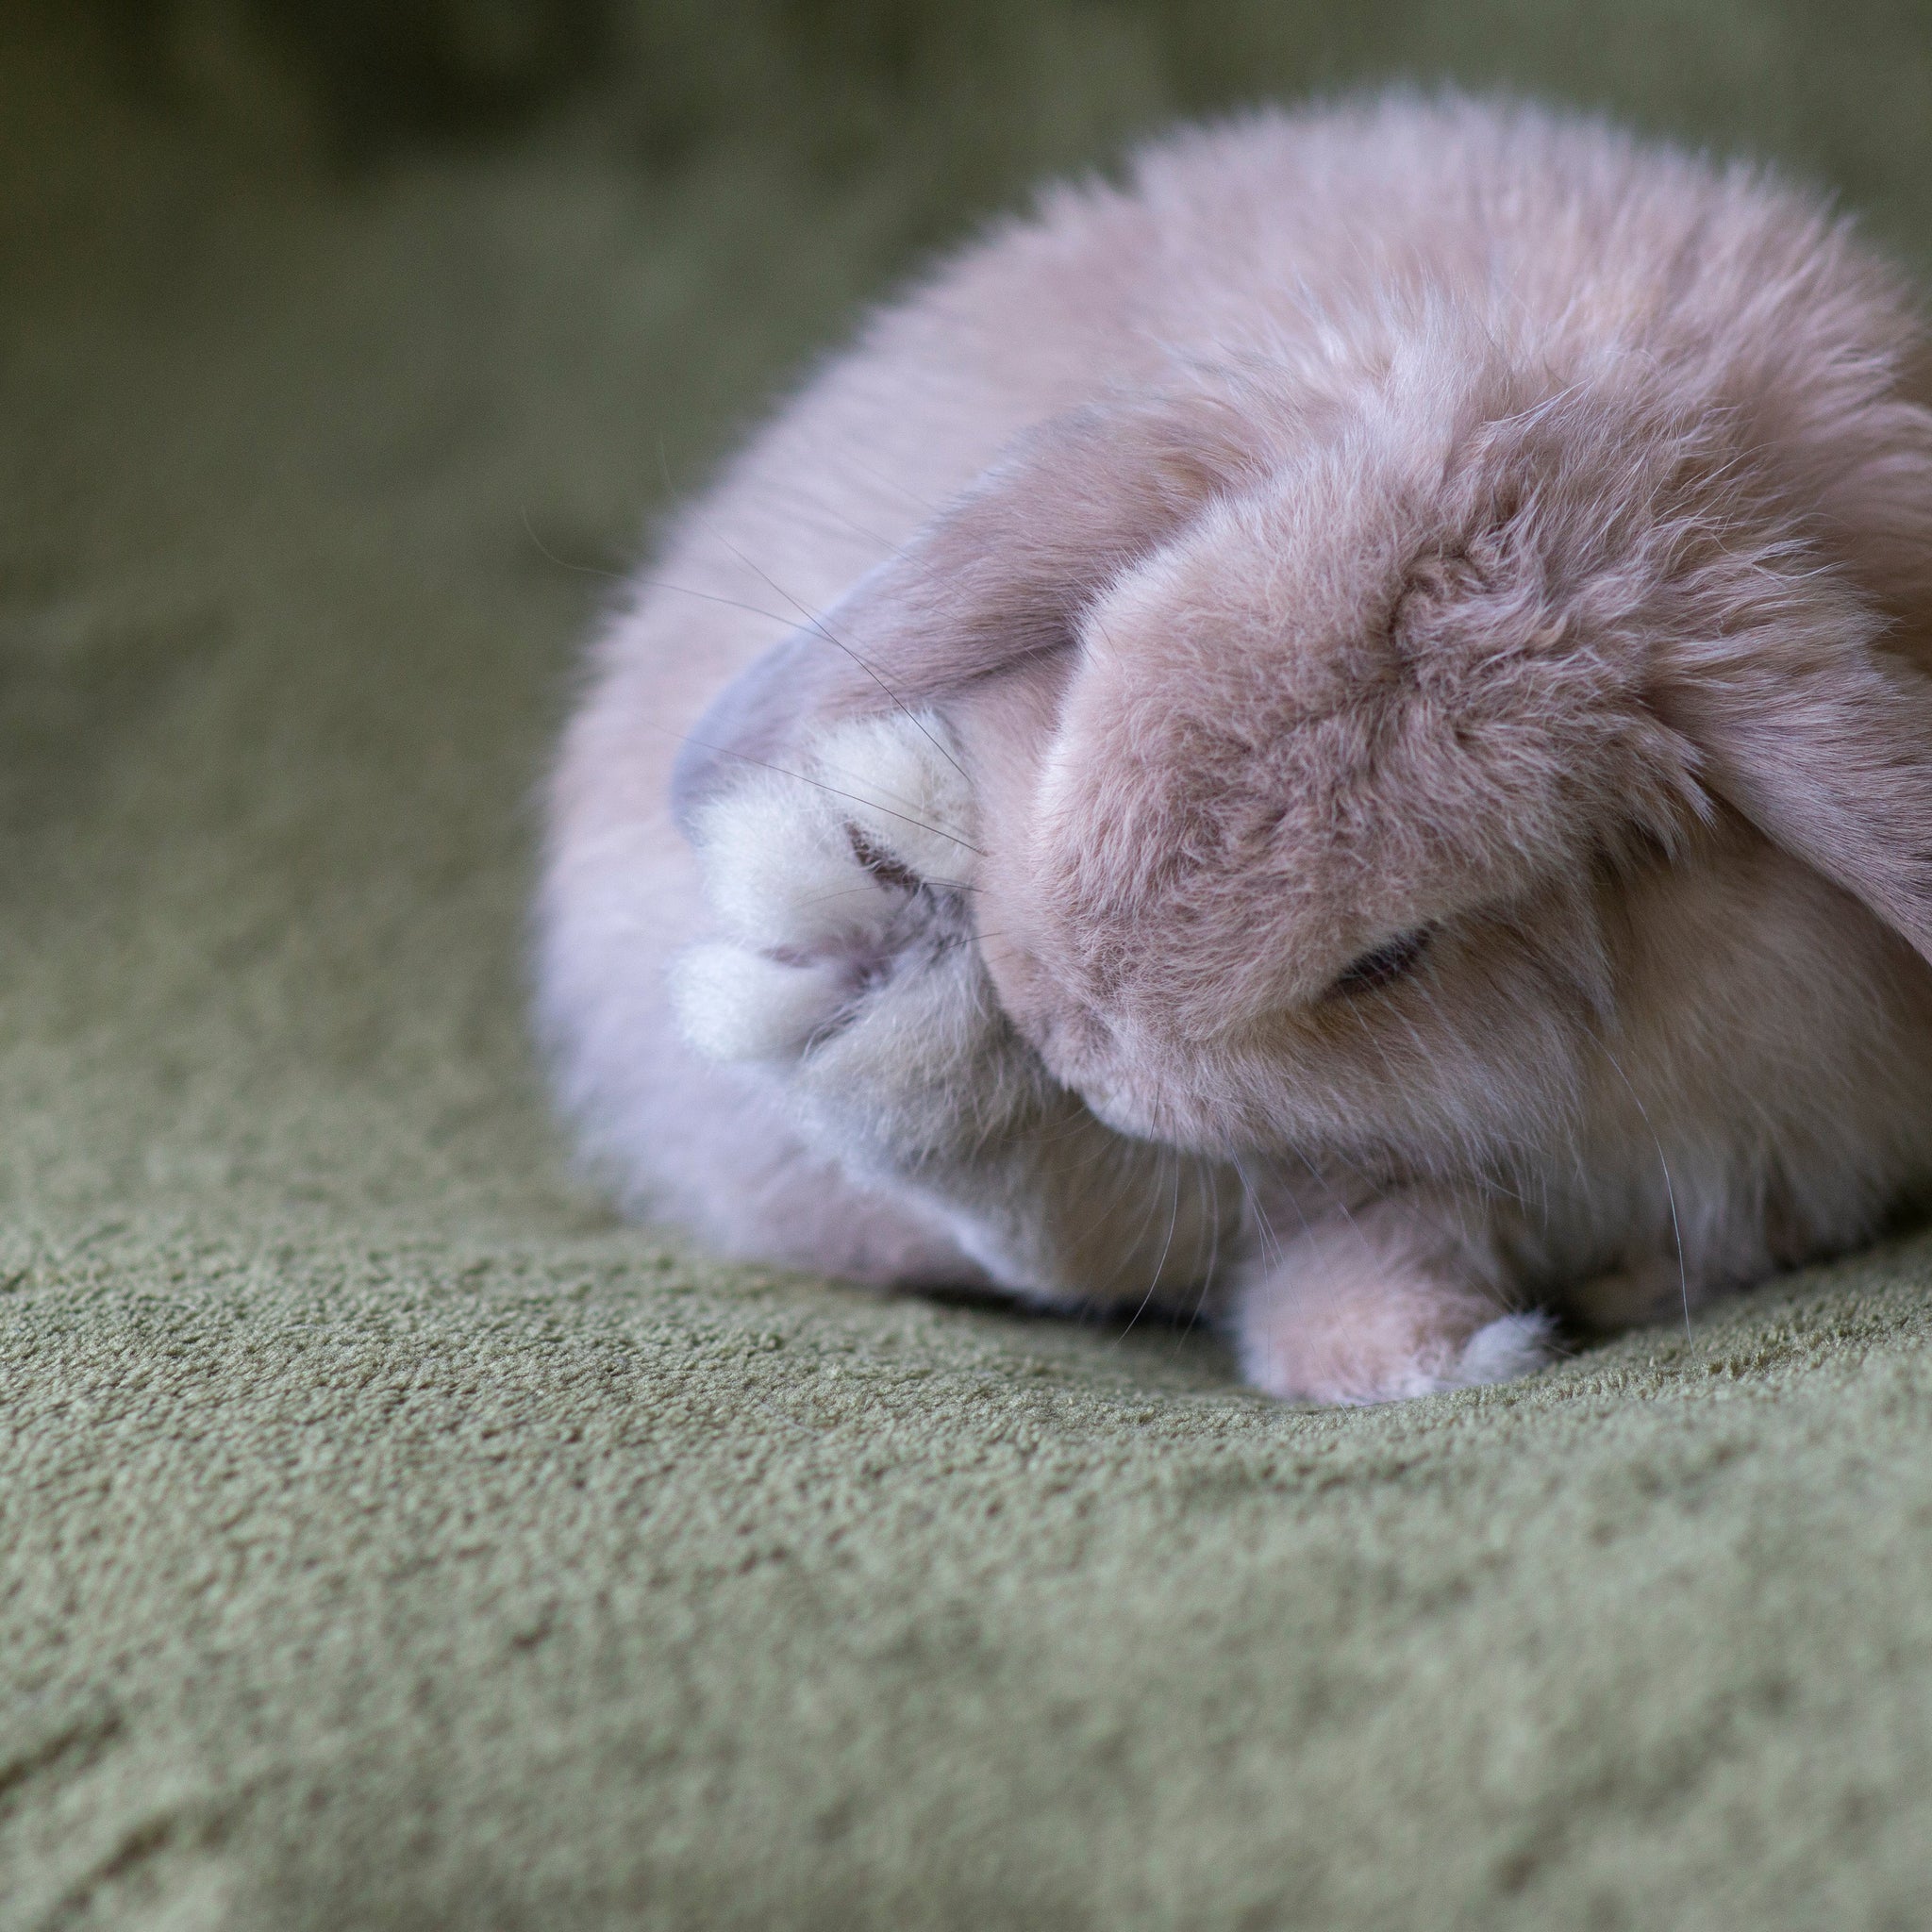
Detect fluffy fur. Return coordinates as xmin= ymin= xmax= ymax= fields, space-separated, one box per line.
xmin=537 ymin=93 xmax=1932 ymax=1404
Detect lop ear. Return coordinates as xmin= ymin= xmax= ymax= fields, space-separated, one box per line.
xmin=670 ymin=391 xmax=1257 ymax=832
xmin=1663 ymin=591 xmax=1932 ymax=961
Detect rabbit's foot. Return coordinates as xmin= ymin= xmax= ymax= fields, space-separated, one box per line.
xmin=671 ymin=709 xmax=1030 ymax=1163
xmin=672 ymin=710 xmax=1235 ymax=1302
xmin=1234 ymin=1204 xmax=1556 ymax=1405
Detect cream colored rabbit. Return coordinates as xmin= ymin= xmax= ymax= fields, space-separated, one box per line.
xmin=538 ymin=92 xmax=1932 ymax=1404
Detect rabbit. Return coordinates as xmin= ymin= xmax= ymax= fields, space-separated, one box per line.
xmin=536 ymin=91 xmax=1932 ymax=1405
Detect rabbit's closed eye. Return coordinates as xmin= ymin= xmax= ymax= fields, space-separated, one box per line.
xmin=1330 ymin=930 xmax=1432 ymax=997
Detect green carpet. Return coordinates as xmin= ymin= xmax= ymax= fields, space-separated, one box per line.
xmin=8 ymin=5 xmax=1932 ymax=1925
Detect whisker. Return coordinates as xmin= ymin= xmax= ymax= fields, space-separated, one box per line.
xmin=652 ymin=440 xmax=971 ymax=791
xmin=1588 ymin=1028 xmax=1692 ymax=1343
xmin=805 ymin=751 xmax=980 ymax=850
xmin=1113 ymin=1149 xmax=1184 ymax=1349
xmin=1176 ymin=1158 xmax=1225 ymax=1345
xmin=621 ymin=571 xmax=844 ymax=638
xmin=1273 ymin=1137 xmax=1378 ymax=1270
xmin=834 ymin=450 xmax=945 ymax=516
xmin=1233 ymin=1156 xmax=1289 ymax=1273
xmin=751 ymin=482 xmax=919 ymax=558
xmin=640 ymin=719 xmax=987 ymax=855
xmin=520 ymin=509 xmax=628 ymax=582
xmin=695 ymin=518 xmax=974 ymax=791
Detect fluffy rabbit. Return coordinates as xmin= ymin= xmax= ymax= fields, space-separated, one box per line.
xmin=538 ymin=92 xmax=1932 ymax=1404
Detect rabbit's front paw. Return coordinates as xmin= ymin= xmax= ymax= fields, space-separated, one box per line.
xmin=1233 ymin=1204 xmax=1557 ymax=1405
xmin=673 ymin=708 xmax=1237 ymax=1307
xmin=672 ymin=711 xmax=1045 ymax=1173
xmin=1239 ymin=1292 xmax=1555 ymax=1406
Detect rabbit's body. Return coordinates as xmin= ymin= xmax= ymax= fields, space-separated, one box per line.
xmin=539 ymin=95 xmax=1932 ymax=1402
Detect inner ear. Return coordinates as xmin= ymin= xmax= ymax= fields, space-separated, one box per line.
xmin=1664 ymin=609 xmax=1932 ymax=962
xmin=671 ymin=391 xmax=1257 ymax=833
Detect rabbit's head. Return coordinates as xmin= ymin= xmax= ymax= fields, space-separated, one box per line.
xmin=677 ymin=344 xmax=1932 ymax=1178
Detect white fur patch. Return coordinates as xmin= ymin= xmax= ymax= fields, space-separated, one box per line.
xmin=670 ymin=941 xmax=849 ymax=1062
xmin=806 ymin=713 xmax=978 ymax=882
xmin=691 ymin=774 xmax=897 ymax=952
xmin=674 ymin=710 xmax=986 ymax=1102
xmin=1445 ymin=1311 xmax=1557 ymax=1389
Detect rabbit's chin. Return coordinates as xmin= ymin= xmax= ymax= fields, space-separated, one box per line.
xmin=1071 ymin=1081 xmax=1354 ymax=1179
xmin=1010 ymin=1005 xmax=1317 ymax=1158
xmin=1052 ymin=1046 xmax=1462 ymax=1184
xmin=1064 ymin=1068 xmax=1241 ymax=1156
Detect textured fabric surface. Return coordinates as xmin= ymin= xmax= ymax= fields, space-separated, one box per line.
xmin=8 ymin=7 xmax=1932 ymax=1926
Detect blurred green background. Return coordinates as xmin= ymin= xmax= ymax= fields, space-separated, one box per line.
xmin=54 ymin=0 xmax=1932 ymax=250
xmin=9 ymin=4 xmax=1932 ymax=1928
